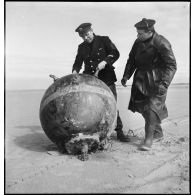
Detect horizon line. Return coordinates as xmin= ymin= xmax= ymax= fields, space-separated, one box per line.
xmin=5 ymin=83 xmax=190 ymax=92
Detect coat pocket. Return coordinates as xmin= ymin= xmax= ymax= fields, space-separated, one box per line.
xmin=146 ymin=69 xmax=161 ymax=96
xmin=146 ymin=70 xmax=155 ymax=90
xmin=134 ymin=70 xmax=149 ymax=96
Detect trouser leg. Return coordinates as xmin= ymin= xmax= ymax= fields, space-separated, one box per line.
xmin=154 ymin=124 xmax=163 ymax=139
xmin=108 ymin=83 xmax=123 ymax=132
xmin=142 ymin=109 xmax=160 ymax=147
xmin=155 ymin=124 xmax=162 ymax=132
xmin=108 ymin=84 xmax=130 ymax=142
xmin=144 ymin=122 xmax=155 ymax=147
xmin=115 ymin=111 xmax=123 ymax=132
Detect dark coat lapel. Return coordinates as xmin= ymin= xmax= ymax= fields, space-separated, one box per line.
xmin=90 ymin=35 xmax=100 ymax=58
xmin=82 ymin=42 xmax=91 ymax=58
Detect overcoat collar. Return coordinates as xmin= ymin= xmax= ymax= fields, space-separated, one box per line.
xmin=136 ymin=32 xmax=158 ymax=54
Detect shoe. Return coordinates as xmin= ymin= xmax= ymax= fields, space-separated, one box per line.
xmin=117 ymin=131 xmax=131 ymax=142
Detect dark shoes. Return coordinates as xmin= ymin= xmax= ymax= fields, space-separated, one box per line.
xmin=116 ymin=131 xmax=131 ymax=142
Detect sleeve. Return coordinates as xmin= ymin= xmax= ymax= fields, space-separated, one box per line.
xmin=122 ymin=41 xmax=137 ymax=80
xmin=102 ymin=36 xmax=120 ymax=66
xmin=72 ymin=45 xmax=83 ymax=73
xmin=158 ymin=37 xmax=177 ymax=87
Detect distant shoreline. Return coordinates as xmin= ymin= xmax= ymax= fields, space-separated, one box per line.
xmin=5 ymin=83 xmax=189 ymax=92
xmin=116 ymin=83 xmax=189 ymax=87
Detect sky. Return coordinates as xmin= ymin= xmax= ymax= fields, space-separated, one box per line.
xmin=5 ymin=1 xmax=190 ymax=90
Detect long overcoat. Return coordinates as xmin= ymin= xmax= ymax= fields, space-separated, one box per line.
xmin=72 ymin=34 xmax=120 ymax=86
xmin=123 ymin=32 xmax=177 ymax=121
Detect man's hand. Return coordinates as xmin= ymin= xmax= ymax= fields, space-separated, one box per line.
xmin=72 ymin=70 xmax=78 ymax=74
xmin=94 ymin=68 xmax=99 ymax=77
xmin=97 ymin=61 xmax=107 ymax=71
xmin=121 ymin=78 xmax=127 ymax=87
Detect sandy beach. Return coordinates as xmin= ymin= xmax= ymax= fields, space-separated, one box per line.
xmin=5 ymin=84 xmax=190 ymax=193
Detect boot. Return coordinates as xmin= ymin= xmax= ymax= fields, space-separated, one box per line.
xmin=139 ymin=124 xmax=155 ymax=151
xmin=117 ymin=130 xmax=131 ymax=142
xmin=115 ymin=112 xmax=130 ymax=142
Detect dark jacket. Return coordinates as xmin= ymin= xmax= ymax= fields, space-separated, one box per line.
xmin=123 ymin=32 xmax=177 ymax=121
xmin=72 ymin=35 xmax=120 ymax=86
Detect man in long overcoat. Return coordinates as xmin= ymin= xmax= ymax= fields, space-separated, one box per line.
xmin=72 ymin=23 xmax=130 ymax=142
xmin=121 ymin=18 xmax=177 ymax=150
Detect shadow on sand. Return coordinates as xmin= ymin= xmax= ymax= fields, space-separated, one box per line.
xmin=14 ymin=126 xmax=143 ymax=153
xmin=14 ymin=125 xmax=56 ymax=152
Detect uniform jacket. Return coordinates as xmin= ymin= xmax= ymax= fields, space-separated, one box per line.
xmin=72 ymin=35 xmax=120 ymax=86
xmin=123 ymin=32 xmax=177 ymax=120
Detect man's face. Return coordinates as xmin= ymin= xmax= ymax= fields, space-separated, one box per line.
xmin=136 ymin=29 xmax=153 ymax=41
xmin=80 ymin=29 xmax=94 ymax=43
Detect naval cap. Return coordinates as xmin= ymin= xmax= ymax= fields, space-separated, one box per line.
xmin=135 ymin=18 xmax=156 ymax=31
xmin=75 ymin=23 xmax=92 ymax=34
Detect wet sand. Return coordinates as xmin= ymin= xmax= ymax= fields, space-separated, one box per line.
xmin=5 ymin=85 xmax=190 ymax=193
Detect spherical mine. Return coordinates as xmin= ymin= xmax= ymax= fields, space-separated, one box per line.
xmin=39 ymin=74 xmax=117 ymax=155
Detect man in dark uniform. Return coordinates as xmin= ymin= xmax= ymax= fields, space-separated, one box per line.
xmin=72 ymin=22 xmax=130 ymax=142
xmin=121 ymin=18 xmax=177 ymax=150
